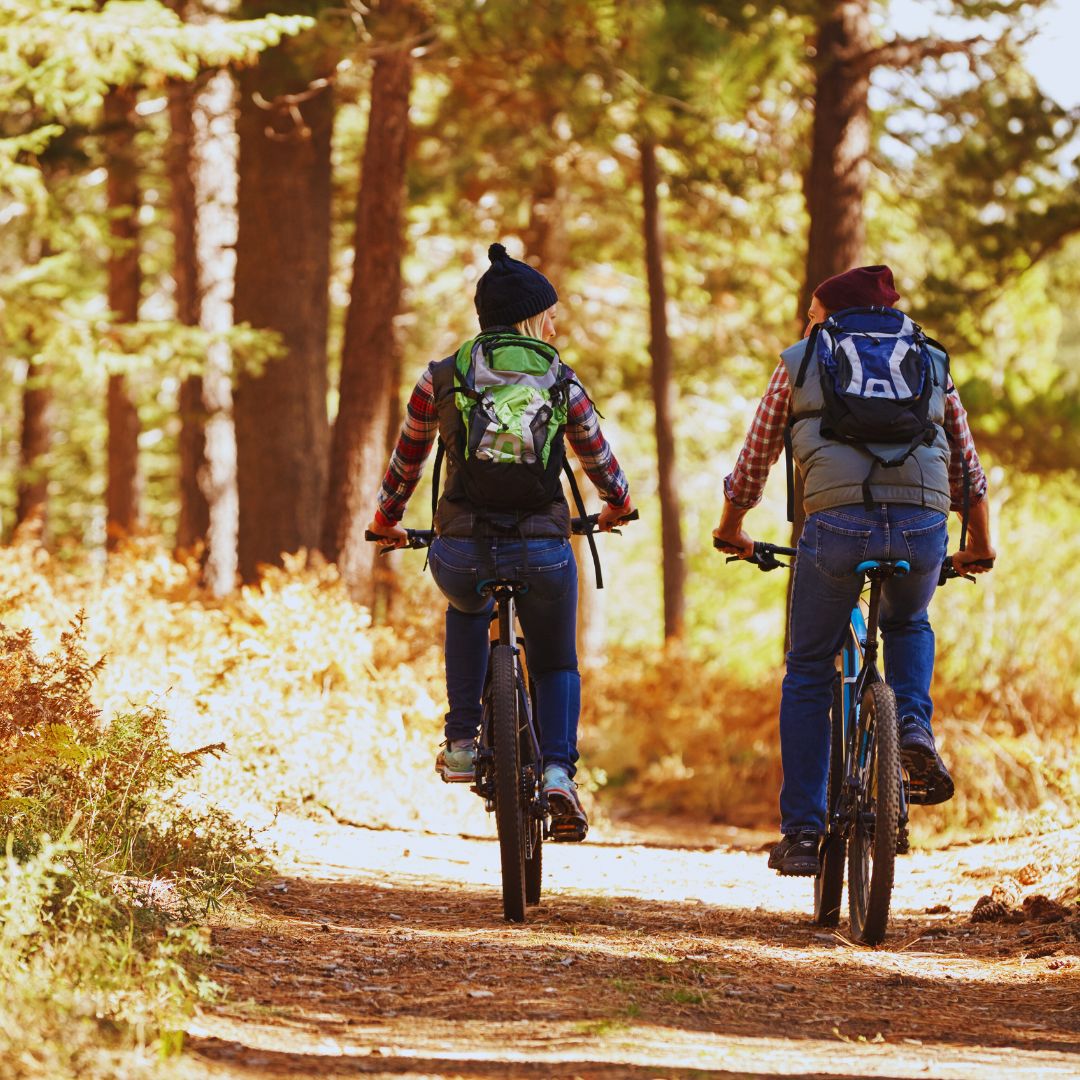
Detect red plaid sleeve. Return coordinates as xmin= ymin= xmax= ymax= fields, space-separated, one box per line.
xmin=723 ymin=362 xmax=792 ymax=509
xmin=563 ymin=369 xmax=630 ymax=507
xmin=944 ymin=383 xmax=988 ymax=509
xmin=376 ymin=366 xmax=438 ymax=525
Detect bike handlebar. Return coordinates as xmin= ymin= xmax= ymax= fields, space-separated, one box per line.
xmin=713 ymin=538 xmax=797 ymax=572
xmin=938 ymin=554 xmax=995 ymax=585
xmin=364 ymin=509 xmax=639 ymax=554
xmin=364 ymin=528 xmax=434 ymax=550
xmin=714 ymin=538 xmax=993 ymax=585
xmin=570 ymin=508 xmax=639 ymax=534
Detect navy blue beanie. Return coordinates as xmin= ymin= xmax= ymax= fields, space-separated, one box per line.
xmin=474 ymin=243 xmax=558 ymax=330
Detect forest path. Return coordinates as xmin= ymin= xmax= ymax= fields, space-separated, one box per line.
xmin=187 ymin=816 xmax=1079 ymax=1079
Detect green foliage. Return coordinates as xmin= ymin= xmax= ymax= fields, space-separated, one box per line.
xmin=0 ymin=591 xmax=267 ymax=1074
xmin=0 ymin=838 xmax=216 ymax=1077
xmin=0 ymin=0 xmax=314 ymax=124
xmin=0 ymin=613 xmax=265 ymax=915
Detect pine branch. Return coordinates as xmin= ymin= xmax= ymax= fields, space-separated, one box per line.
xmin=852 ymin=35 xmax=986 ymax=77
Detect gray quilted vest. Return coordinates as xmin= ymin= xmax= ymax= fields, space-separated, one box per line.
xmin=781 ymin=338 xmax=952 ymax=516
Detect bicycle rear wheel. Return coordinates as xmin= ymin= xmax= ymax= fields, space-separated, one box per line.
xmin=848 ymin=681 xmax=900 ymax=945
xmin=491 ymin=644 xmax=526 ymax=922
xmin=814 ymin=670 xmax=847 ymax=927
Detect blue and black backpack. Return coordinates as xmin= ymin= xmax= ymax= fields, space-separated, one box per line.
xmin=786 ymin=306 xmax=960 ymax=519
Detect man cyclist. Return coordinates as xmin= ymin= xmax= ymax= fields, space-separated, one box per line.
xmin=713 ymin=265 xmax=995 ymax=875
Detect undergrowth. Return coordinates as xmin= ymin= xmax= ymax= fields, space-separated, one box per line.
xmin=0 ymin=604 xmax=266 ymax=1076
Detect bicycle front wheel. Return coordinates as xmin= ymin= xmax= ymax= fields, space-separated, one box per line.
xmin=814 ymin=670 xmax=847 ymax=927
xmin=848 ymin=681 xmax=900 ymax=945
xmin=523 ymin=676 xmax=542 ymax=906
xmin=491 ymin=644 xmax=527 ymax=923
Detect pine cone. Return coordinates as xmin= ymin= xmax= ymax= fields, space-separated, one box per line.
xmin=971 ymin=895 xmax=1010 ymax=923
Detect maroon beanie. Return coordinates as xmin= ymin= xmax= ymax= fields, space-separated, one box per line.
xmin=814 ymin=265 xmax=900 ymax=312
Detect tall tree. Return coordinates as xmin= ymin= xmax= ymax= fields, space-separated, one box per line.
xmin=103 ymin=85 xmax=142 ymax=550
xmin=640 ymin=134 xmax=685 ymax=642
xmin=322 ymin=1 xmax=425 ymax=600
xmin=193 ymin=67 xmax=242 ymax=595
xmin=798 ymin=0 xmax=872 ymax=323
xmin=234 ymin=3 xmax=337 ymax=582
xmin=169 ymin=71 xmax=212 ymax=555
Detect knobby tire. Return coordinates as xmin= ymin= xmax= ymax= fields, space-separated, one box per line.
xmin=492 ymin=644 xmax=526 ymax=922
xmin=848 ymin=681 xmax=900 ymax=945
xmin=814 ymin=670 xmax=847 ymax=927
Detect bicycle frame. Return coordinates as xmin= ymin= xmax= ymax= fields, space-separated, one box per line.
xmin=474 ymin=583 xmax=545 ymax=831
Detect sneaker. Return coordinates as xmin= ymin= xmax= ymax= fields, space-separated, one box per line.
xmin=435 ymin=738 xmax=475 ymax=783
xmin=767 ymin=831 xmax=821 ymax=876
xmin=543 ymin=765 xmax=588 ymax=842
xmin=900 ymin=720 xmax=954 ymax=805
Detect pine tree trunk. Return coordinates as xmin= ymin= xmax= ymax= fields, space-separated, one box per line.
xmin=321 ymin=42 xmax=413 ymax=602
xmin=193 ymin=68 xmax=240 ymax=596
xmin=14 ymin=357 xmax=51 ymax=545
xmin=799 ymin=0 xmax=872 ymax=321
xmin=104 ymin=86 xmax=142 ymax=550
xmin=640 ymin=135 xmax=685 ymax=643
xmin=234 ymin=36 xmax=333 ymax=582
xmin=169 ymin=74 xmax=211 ymax=555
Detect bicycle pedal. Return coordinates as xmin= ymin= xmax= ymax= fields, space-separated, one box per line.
xmin=550 ymin=818 xmax=588 ymax=843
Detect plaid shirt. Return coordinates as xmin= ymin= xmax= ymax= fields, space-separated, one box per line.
xmin=376 ymin=361 xmax=630 ymax=526
xmin=724 ymin=360 xmax=988 ymax=511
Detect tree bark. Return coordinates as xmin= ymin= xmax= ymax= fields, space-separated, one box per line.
xmin=798 ymin=0 xmax=872 ymax=322
xmin=640 ymin=134 xmax=685 ymax=643
xmin=234 ymin=33 xmax=333 ymax=582
xmin=193 ymin=68 xmax=241 ymax=596
xmin=14 ymin=356 xmax=51 ymax=545
xmin=169 ymin=74 xmax=211 ymax=555
xmin=104 ymin=86 xmax=142 ymax=550
xmin=321 ymin=40 xmax=413 ymax=603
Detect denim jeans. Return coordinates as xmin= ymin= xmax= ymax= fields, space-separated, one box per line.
xmin=428 ymin=536 xmax=580 ymax=775
xmin=779 ymin=503 xmax=948 ymax=834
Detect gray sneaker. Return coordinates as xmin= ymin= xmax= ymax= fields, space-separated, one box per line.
xmin=543 ymin=765 xmax=588 ymax=842
xmin=435 ymin=739 xmax=475 ymax=783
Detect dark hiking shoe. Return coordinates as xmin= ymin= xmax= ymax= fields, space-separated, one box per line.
xmin=768 ymin=831 xmax=821 ymax=876
xmin=543 ymin=766 xmax=588 ymax=842
xmin=900 ymin=721 xmax=954 ymax=805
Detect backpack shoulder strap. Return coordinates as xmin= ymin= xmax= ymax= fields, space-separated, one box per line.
xmin=793 ymin=326 xmax=822 ymax=389
xmin=562 ymin=459 xmax=604 ymax=590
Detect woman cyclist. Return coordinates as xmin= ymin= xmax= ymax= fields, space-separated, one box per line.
xmin=366 ymin=243 xmax=635 ymax=840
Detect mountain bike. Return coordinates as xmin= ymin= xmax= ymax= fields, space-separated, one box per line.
xmin=368 ymin=510 xmax=636 ymax=923
xmin=718 ymin=540 xmax=991 ymax=945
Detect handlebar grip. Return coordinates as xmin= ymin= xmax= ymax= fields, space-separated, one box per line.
xmin=570 ymin=508 xmax=640 ymax=533
xmin=713 ymin=536 xmax=743 ymax=554
xmin=938 ymin=555 xmax=995 ymax=585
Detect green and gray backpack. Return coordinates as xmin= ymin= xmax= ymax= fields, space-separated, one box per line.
xmin=442 ymin=331 xmax=574 ymax=510
xmin=429 ymin=330 xmax=607 ymax=584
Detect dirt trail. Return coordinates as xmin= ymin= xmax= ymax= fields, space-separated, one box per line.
xmin=188 ymin=816 xmax=1079 ymax=1079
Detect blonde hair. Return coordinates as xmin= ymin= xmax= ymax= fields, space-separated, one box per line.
xmin=514 ymin=307 xmax=552 ymax=341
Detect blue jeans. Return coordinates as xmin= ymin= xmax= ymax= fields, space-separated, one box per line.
xmin=428 ymin=536 xmax=580 ymax=775
xmin=779 ymin=503 xmax=948 ymax=834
